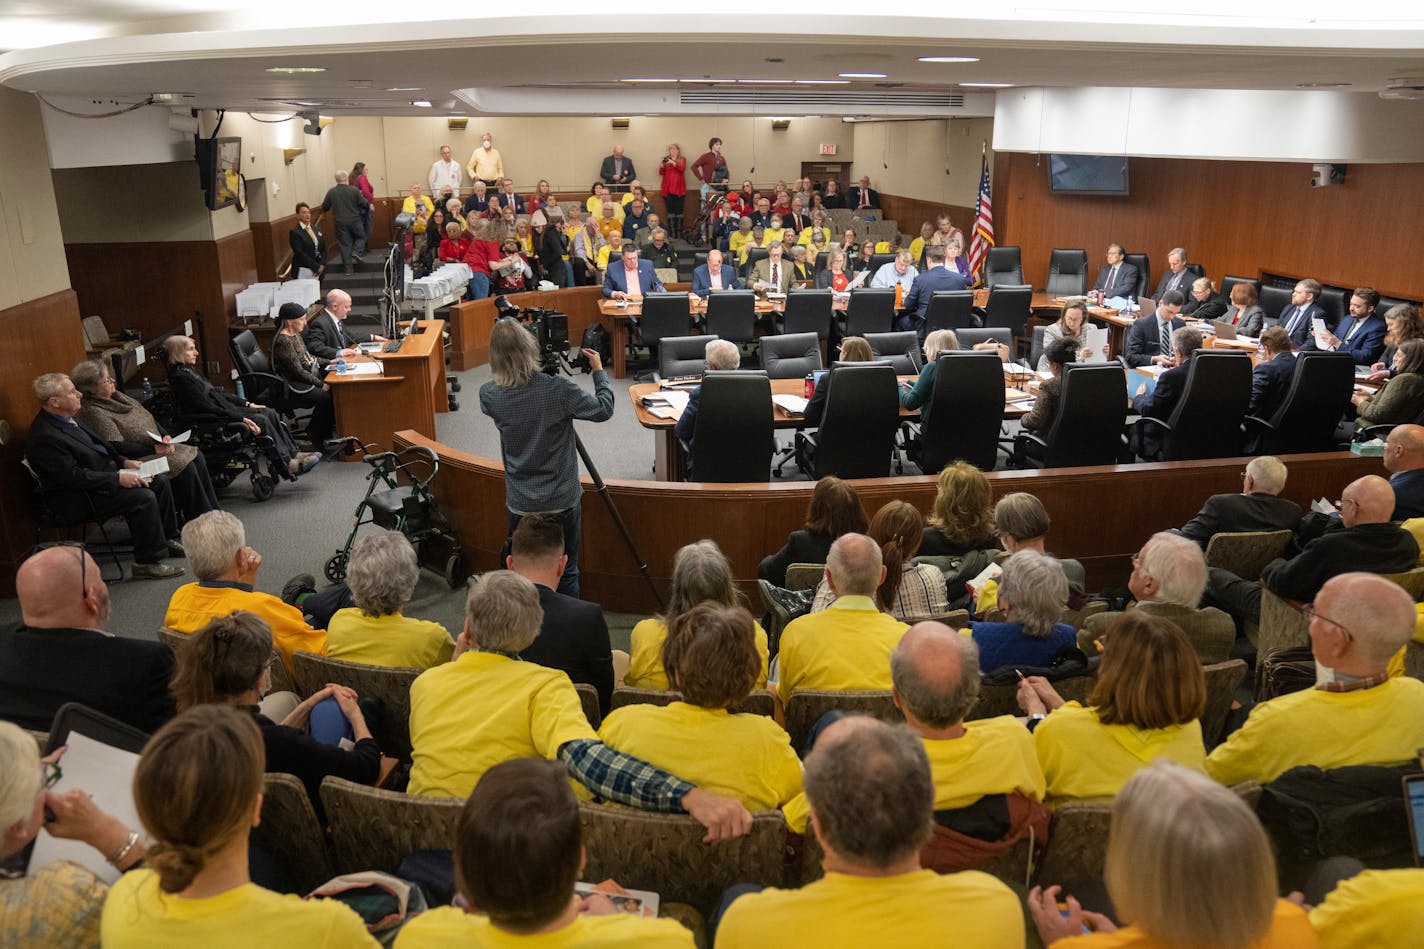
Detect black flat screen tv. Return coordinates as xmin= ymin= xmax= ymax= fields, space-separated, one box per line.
xmin=195 ymin=136 xmax=242 ymax=210
xmin=1048 ymin=154 xmax=1129 ymax=196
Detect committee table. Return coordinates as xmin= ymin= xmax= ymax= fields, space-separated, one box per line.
xmin=326 ymin=319 xmax=448 ymax=457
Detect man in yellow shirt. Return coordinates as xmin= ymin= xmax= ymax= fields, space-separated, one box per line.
xmin=1206 ymin=572 xmax=1424 ymax=786
xmin=715 ymin=716 xmax=1025 ymax=949
xmin=465 ymin=130 xmax=504 ymax=187
xmin=1308 ymin=868 xmax=1424 ymax=948
xmin=775 ymin=533 xmax=909 ymax=706
xmin=164 ymin=511 xmax=325 ymax=675
xmin=401 ymin=183 xmax=434 ymax=234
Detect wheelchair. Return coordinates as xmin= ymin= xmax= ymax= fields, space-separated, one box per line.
xmin=146 ymin=386 xmax=293 ymax=502
xmin=323 ymin=442 xmax=465 ymax=588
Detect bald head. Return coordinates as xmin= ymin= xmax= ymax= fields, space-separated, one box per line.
xmin=1385 ymin=424 xmax=1424 ymax=475
xmin=826 ymin=532 xmax=884 ymax=599
xmin=1341 ymin=475 xmax=1395 ymax=527
xmin=891 ymin=622 xmax=980 ymax=730
xmin=17 ymin=547 xmax=109 ymax=630
xmin=1313 ymin=572 xmax=1416 ymax=671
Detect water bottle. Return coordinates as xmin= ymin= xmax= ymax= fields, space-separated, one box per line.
xmin=803 ymin=373 xmax=815 ymax=399
xmin=334 ymin=357 xmax=347 ymax=375
xmin=235 ymin=378 xmax=245 ymax=400
xmin=141 ymin=378 xmax=153 ymax=401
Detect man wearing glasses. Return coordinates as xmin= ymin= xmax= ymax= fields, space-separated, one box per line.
xmin=0 ymin=545 xmax=176 ymax=733
xmin=1206 ymin=572 xmax=1424 ymax=786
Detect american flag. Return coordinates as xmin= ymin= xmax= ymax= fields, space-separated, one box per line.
xmin=968 ymin=154 xmax=994 ymax=284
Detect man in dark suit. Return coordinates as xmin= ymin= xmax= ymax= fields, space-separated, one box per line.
xmin=506 ymin=515 xmax=615 ymax=715
xmin=1176 ymin=455 xmax=1303 ymax=547
xmin=691 ymin=248 xmax=740 ymax=296
xmin=847 ymin=175 xmax=880 ymax=211
xmin=494 ymin=178 xmax=525 ymax=214
xmin=1384 ymin=424 xmax=1424 ymax=520
xmin=303 ymin=289 xmax=385 ymax=363
xmin=1123 ymin=290 xmax=1186 ymax=368
xmin=0 ymin=546 xmax=176 ymax=732
xmin=1129 ymin=326 xmax=1203 ymax=459
xmin=1092 ymin=243 xmax=1140 ymax=299
xmin=288 ymin=201 xmax=325 ymax=280
xmin=599 ymin=145 xmax=635 ymax=191
xmin=676 ymin=339 xmax=742 ymax=477
xmin=1302 ymin=287 xmax=1387 ymax=364
xmin=1248 ymin=326 xmax=1297 ymax=419
xmin=27 ymin=373 xmax=184 ymax=579
xmin=899 ymin=244 xmax=968 ymax=338
xmin=1265 ymin=277 xmax=1328 ymax=348
xmin=1153 ymin=247 xmax=1193 ymax=299
xmin=320 ymin=169 xmax=370 ymax=275
xmin=602 ymin=245 xmax=665 ymax=300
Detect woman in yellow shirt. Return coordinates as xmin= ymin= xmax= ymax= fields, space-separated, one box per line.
xmin=100 ymin=706 xmax=379 ymax=948
xmin=1029 ymin=760 xmax=1317 ymax=949
xmin=801 ymin=226 xmax=833 ymax=268
xmin=601 ymin=604 xmax=801 ymax=815
xmin=727 ymin=217 xmax=754 ymax=261
xmin=326 ymin=530 xmax=455 ymax=669
xmin=1018 ymin=613 xmax=1207 ymax=801
xmin=762 ymin=215 xmax=786 ymax=246
xmin=626 ymin=540 xmax=769 ymax=690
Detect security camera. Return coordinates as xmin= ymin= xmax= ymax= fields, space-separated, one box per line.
xmin=1310 ymin=163 xmax=1347 ymax=187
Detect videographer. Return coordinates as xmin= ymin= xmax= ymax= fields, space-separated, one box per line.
xmin=479 ymin=317 xmax=613 ymax=598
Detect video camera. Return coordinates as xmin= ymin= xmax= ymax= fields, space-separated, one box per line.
xmin=494 ymin=295 xmax=569 ymax=376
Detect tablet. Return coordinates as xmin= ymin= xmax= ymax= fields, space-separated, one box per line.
xmin=1404 ymin=771 xmax=1424 ymax=866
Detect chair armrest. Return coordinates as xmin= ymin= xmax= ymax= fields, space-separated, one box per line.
xmin=1357 ymin=422 xmax=1396 ymax=440
xmin=1241 ymin=414 xmax=1274 ymax=433
xmin=1014 ymin=432 xmax=1048 ymax=450
xmin=1133 ymin=415 xmax=1174 ymax=434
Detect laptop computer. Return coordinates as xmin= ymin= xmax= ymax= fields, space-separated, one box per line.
xmin=1212 ymin=320 xmax=1239 ymax=340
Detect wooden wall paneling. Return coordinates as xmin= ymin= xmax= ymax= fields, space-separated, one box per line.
xmin=0 ymin=289 xmax=87 ymax=595
xmin=212 ymin=230 xmax=258 ymax=378
xmin=877 ymin=195 xmax=976 ymax=242
xmin=250 ymin=213 xmax=297 ymax=282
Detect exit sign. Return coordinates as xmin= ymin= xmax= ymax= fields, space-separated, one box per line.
xmin=819 ymin=143 xmax=838 ymax=156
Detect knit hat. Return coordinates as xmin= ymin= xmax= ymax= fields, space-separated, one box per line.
xmin=275 ymin=302 xmax=306 ymax=326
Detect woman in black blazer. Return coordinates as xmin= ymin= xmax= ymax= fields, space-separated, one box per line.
xmin=757 ymin=475 xmax=868 ymax=586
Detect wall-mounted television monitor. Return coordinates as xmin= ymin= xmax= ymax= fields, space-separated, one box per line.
xmin=195 ymin=136 xmax=242 ymax=210
xmin=1048 ymin=154 xmax=1130 ymax=195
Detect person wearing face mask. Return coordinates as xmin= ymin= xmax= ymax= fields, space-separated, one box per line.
xmin=466 ymin=131 xmax=505 ymax=189
xmin=1205 ymin=571 xmax=1424 ymax=786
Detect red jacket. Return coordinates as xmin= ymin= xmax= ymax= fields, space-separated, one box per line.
xmin=462 ymin=239 xmax=501 ymax=275
xmin=439 ymin=236 xmax=470 ymax=262
xmin=658 ymin=157 xmax=687 ymax=196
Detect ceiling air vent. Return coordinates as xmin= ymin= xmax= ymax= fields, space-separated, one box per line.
xmin=678 ymin=90 xmax=964 ymax=108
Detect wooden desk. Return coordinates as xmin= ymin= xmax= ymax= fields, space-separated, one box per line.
xmin=327 ymin=319 xmax=446 ymax=457
xmin=631 ymin=373 xmax=1034 ymax=481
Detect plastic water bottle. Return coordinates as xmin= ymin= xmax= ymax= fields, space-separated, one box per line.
xmin=334 ymin=357 xmax=347 ymax=375
xmin=141 ymin=378 xmax=153 ymax=400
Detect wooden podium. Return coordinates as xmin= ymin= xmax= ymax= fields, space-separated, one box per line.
xmin=328 ymin=320 xmax=448 ymax=456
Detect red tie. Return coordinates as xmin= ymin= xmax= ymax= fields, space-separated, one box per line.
xmin=771 ymin=263 xmax=779 ymax=286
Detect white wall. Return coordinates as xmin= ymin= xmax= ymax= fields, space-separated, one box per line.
xmin=850 ymin=118 xmax=994 ymax=207
xmin=0 ymin=89 xmax=71 ymax=308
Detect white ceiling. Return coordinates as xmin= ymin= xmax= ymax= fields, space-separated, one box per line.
xmin=3 ymin=5 xmax=1424 ymax=117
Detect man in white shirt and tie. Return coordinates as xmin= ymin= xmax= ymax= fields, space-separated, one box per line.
xmin=428 ymin=145 xmax=463 ymax=205
xmin=751 ymin=242 xmax=793 ymax=295
xmin=1270 ymin=278 xmax=1328 ymax=349
xmin=1092 ymin=243 xmax=1140 ymax=300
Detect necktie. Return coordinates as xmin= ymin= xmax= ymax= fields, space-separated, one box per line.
xmin=771 ymin=263 xmax=779 ymax=287
xmin=1107 ymin=266 xmax=1117 ymax=291
xmin=336 ymin=317 xmax=350 ymax=347
xmin=1343 ymin=320 xmax=1361 ymax=342
xmin=1160 ymin=320 xmax=1172 ymax=356
xmin=1284 ymin=307 xmax=1301 ymax=334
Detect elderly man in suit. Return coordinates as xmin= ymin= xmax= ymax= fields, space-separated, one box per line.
xmin=1128 ymin=326 xmax=1204 ymax=460
xmin=1154 ymin=247 xmax=1193 ymax=299
xmin=27 ymin=373 xmax=184 ymax=579
xmin=1091 ymin=243 xmax=1139 ymax=300
xmin=287 ymin=202 xmax=325 ymax=280
xmin=1123 ymin=290 xmax=1186 ymax=368
xmin=1267 ymin=278 xmax=1329 ymax=348
xmin=1249 ymin=326 xmax=1297 ymax=419
xmin=1383 ymin=424 xmax=1424 ymax=520
xmin=750 ymin=242 xmax=796 ymax=295
xmin=1175 ymin=455 xmax=1303 ymax=548
xmin=303 ymin=288 xmax=384 ymax=363
xmin=600 ymin=145 xmax=635 ymax=192
xmin=691 ymin=248 xmax=740 ymax=297
xmin=602 ymin=244 xmax=664 ymax=301
xmin=899 ymin=244 xmax=969 ymax=339
xmin=1302 ymin=286 xmax=1387 ymax=364
xmin=846 ymin=175 xmax=880 ymax=211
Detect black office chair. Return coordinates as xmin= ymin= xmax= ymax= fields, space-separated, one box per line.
xmin=1045 ymin=249 xmax=1088 ymax=296
xmin=843 ymin=288 xmax=895 ymax=338
xmin=230 ymin=329 xmax=310 ymax=415
xmin=864 ymin=331 xmax=919 ymax=375
xmin=22 ymin=458 xmax=128 ymax=582
xmin=984 ymin=246 xmax=1023 ymax=288
xmin=907 ymin=352 xmax=1005 ymax=473
xmin=688 ymin=371 xmax=774 ymax=482
xmin=957 ymin=327 xmax=1014 ymax=350
xmin=782 ymin=289 xmax=833 ymax=341
xmin=658 ymin=335 xmax=717 ymax=378
xmin=1127 ymin=351 xmax=1253 ymax=461
xmin=705 ymin=290 xmax=756 ymax=350
xmin=694 ymin=252 xmax=709 ymax=271
xmin=1259 ymin=285 xmax=1292 ymax=322
xmin=1028 ymin=325 xmax=1049 ymax=371
xmin=740 ymin=246 xmax=770 ymax=278
xmin=1123 ymin=253 xmax=1151 ymax=299
xmin=1186 ymin=263 xmax=1206 ymax=279
xmin=1317 ymin=286 xmax=1347 ymax=329
xmin=1243 ymin=352 xmax=1355 ymax=455
xmin=637 ymin=292 xmax=693 ymax=366
xmin=923 ymin=291 xmax=978 ymax=333
xmin=760 ymin=332 xmax=822 ymax=379
xmin=1220 ymin=275 xmax=1259 ymax=303
xmin=867 ymin=252 xmax=896 ymax=274
xmin=1012 ymin=364 xmax=1129 ymax=468
xmin=794 ymin=364 xmax=900 ymax=479
xmin=980 ymin=284 xmax=1034 ymax=351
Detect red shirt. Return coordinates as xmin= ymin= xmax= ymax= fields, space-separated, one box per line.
xmin=439 ymin=236 xmax=470 ymax=262
xmin=658 ymin=157 xmax=687 ymax=197
xmin=462 ymin=239 xmax=501 ymax=275
xmin=690 ymin=150 xmax=725 ymax=184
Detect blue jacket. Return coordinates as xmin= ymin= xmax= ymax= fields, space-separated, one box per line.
xmin=1268 ymin=301 xmax=1327 ymax=348
xmin=691 ymin=264 xmax=741 ymax=296
xmin=902 ymin=266 xmax=969 ymax=319
xmin=1302 ymin=314 xmax=1386 ymax=364
xmin=970 ymin=620 xmax=1078 ymax=674
xmin=1249 ymin=351 xmax=1296 ymax=419
xmin=1124 ymin=314 xmax=1185 ymax=368
xmin=1391 ymin=468 xmax=1424 ymax=520
xmin=602 ymin=260 xmax=665 ymax=299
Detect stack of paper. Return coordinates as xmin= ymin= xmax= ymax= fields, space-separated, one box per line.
xmin=772 ymin=394 xmax=809 ymax=415
xmin=642 ymin=390 xmax=688 ymax=420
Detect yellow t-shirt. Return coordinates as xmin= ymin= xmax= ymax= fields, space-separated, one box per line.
xmin=326 ymin=608 xmax=454 ymax=670
xmin=1385 ymin=602 xmax=1424 ymax=677
xmin=1033 ymin=703 xmax=1206 ymax=801
xmin=595 ymin=245 xmax=615 ymax=270
xmin=908 ymin=236 xmax=927 ymax=262
xmin=1053 ymin=899 xmax=1315 ymax=949
xmin=727 ymin=231 xmax=753 ymax=260
xmin=624 ymin=618 xmax=769 ymax=691
xmin=775 ymin=596 xmax=908 ymax=703
xmin=164 ymin=583 xmax=325 ymax=675
xmin=393 ymin=906 xmax=693 ymax=948
xmin=763 ymin=227 xmax=786 ymax=244
xmin=402 ymin=195 xmax=435 ymax=232
xmin=715 ymin=869 xmax=1024 ymax=949
xmin=586 ymin=196 xmax=625 ymax=221
xmin=1309 ymin=868 xmax=1424 ymax=949
xmin=1205 ymin=677 xmax=1424 ymax=787
xmin=101 ymin=869 xmax=378 ymax=948
xmin=408 ymin=651 xmax=594 ymax=798
xmin=597 ymin=701 xmax=801 ymax=812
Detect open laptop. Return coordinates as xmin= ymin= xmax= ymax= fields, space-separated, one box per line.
xmin=1212 ymin=320 xmax=1239 ymax=340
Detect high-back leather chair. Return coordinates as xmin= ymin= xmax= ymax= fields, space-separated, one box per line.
xmin=1013 ymin=364 xmax=1129 ymax=468
xmin=1220 ymin=274 xmax=1260 ymax=304
xmin=956 ymin=327 xmax=1014 ymax=350
xmin=867 ymin=252 xmax=896 ymax=273
xmin=741 ymin=246 xmax=770 ymax=278
xmin=782 ymin=289 xmax=833 ymax=341
xmin=658 ymin=334 xmax=717 ymax=378
xmin=1045 ymin=249 xmax=1088 ymax=296
xmin=916 ymin=352 xmax=1004 ymax=473
xmin=1123 ymin=252 xmax=1151 ymax=298
xmin=864 ymin=331 xmax=919 ymax=375
xmin=230 ymin=329 xmax=300 ymax=409
xmin=689 ymin=370 xmax=773 ymax=482
xmin=981 ymin=284 xmax=1034 ymax=349
xmin=923 ymin=290 xmax=978 ymax=333
xmin=1129 ymin=351 xmax=1253 ymax=461
xmin=1317 ymin=286 xmax=1347 ymax=328
xmin=705 ymin=290 xmax=756 ymax=345
xmin=1028 ymin=324 xmax=1049 ymax=370
xmin=1244 ymin=352 xmax=1354 ymax=454
xmin=760 ymin=332 xmax=822 ymax=379
xmin=1258 ymin=285 xmax=1292 ymax=322
xmin=794 ymin=364 xmax=900 ymax=479
xmin=638 ymin=292 xmax=693 ymax=360
xmin=844 ymin=288 xmax=895 ymax=337
xmin=983 ymin=246 xmax=1023 ymax=288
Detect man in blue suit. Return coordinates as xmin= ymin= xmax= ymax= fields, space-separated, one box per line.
xmin=1265 ymin=278 xmax=1328 ymax=348
xmin=1248 ymin=326 xmax=1297 ymax=419
xmin=691 ymin=248 xmax=740 ymax=296
xmin=1384 ymin=424 xmax=1424 ymax=520
xmin=1123 ymin=291 xmax=1186 ymax=368
xmin=1302 ymin=287 xmax=1387 ymax=364
xmin=602 ymin=245 xmax=665 ymax=300
xmin=898 ymin=245 xmax=967 ymax=337
xmin=1092 ymin=243 xmax=1140 ymax=299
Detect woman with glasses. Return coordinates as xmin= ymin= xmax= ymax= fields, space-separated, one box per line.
xmin=1 ymin=720 xmax=148 ymax=948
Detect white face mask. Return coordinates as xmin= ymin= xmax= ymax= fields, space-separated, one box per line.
xmin=483 ymin=140 xmax=492 ymax=150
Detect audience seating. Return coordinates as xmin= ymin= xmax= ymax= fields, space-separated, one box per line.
xmin=983 ymin=246 xmax=1023 ymax=288
xmin=795 ymin=364 xmax=901 ymax=479
xmin=1243 ymin=352 xmax=1354 ymax=455
xmin=1128 ymin=351 xmax=1253 ymax=461
xmin=705 ymin=291 xmax=757 ymax=351
xmin=784 ymin=563 xmax=824 ymax=591
xmin=1122 ymin=253 xmax=1150 ymax=298
xmin=864 ymin=331 xmax=918 ymax=374
xmin=843 ymin=289 xmax=896 ymax=337
xmin=1204 ymin=529 xmax=1293 ymax=582
xmin=255 ymin=772 xmax=335 ymax=894
xmin=320 ymin=775 xmax=461 ymax=875
xmin=781 ymin=289 xmax=834 ymax=342
xmin=1406 ymin=641 xmax=1424 ymax=681
xmin=1012 ymin=364 xmax=1129 ymax=468
xmin=1201 ymin=659 xmax=1248 ymax=748
xmin=609 ymin=687 xmax=776 ymax=718
xmin=1257 ymin=566 xmax=1424 ymax=662
xmin=579 ymin=803 xmax=788 ymax=917
xmin=760 ymin=332 xmax=822 ymax=380
xmin=969 ymin=675 xmax=1095 ymax=721
xmin=923 ymin=290 xmax=978 ymax=333
xmin=658 ymin=334 xmax=716 ymax=378
xmin=689 ymin=371 xmax=773 ymax=482
xmin=575 ymin=683 xmax=602 ymax=729
xmin=292 ymin=651 xmax=420 ymax=761
xmin=160 ymin=626 xmax=298 ymax=696
xmin=22 ymin=458 xmax=128 ymax=583
xmin=1045 ymin=250 xmax=1088 ymax=297
xmin=1062 ymin=600 xmax=1108 ymax=630
xmin=911 ymin=352 xmax=1005 ymax=474
xmin=783 ymin=690 xmax=902 ymax=751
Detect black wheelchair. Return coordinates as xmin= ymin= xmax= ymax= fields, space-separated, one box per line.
xmin=146 ymin=386 xmax=292 ymax=501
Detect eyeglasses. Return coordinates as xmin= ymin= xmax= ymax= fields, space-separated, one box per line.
xmin=22 ymin=541 xmax=90 ymax=608
xmin=1300 ymin=602 xmax=1354 ymax=642
xmin=43 ymin=761 xmax=62 ymax=789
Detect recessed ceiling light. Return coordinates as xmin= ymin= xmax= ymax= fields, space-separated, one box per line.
xmin=918 ymin=56 xmax=980 ymax=64
xmin=620 ymin=78 xmax=676 ymax=83
xmin=266 ymin=66 xmax=326 ymax=74
xmin=738 ymin=79 xmax=794 ymax=84
xmin=839 ymin=72 xmax=886 ymax=79
xmin=795 ymin=80 xmax=850 ymax=85
xmin=411 ymin=100 xmax=432 ymax=108
xmin=1297 ymin=81 xmax=1351 ymax=89
xmin=384 ymin=86 xmax=422 ymax=92
xmin=678 ymin=78 xmax=736 ymax=83
xmin=959 ymin=82 xmax=1014 ymax=88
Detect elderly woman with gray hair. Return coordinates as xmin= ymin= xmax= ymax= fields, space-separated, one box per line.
xmin=325 ymin=530 xmax=454 ymax=669
xmin=964 ymin=549 xmax=1077 ymax=672
xmin=71 ymin=358 xmax=219 ymax=521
